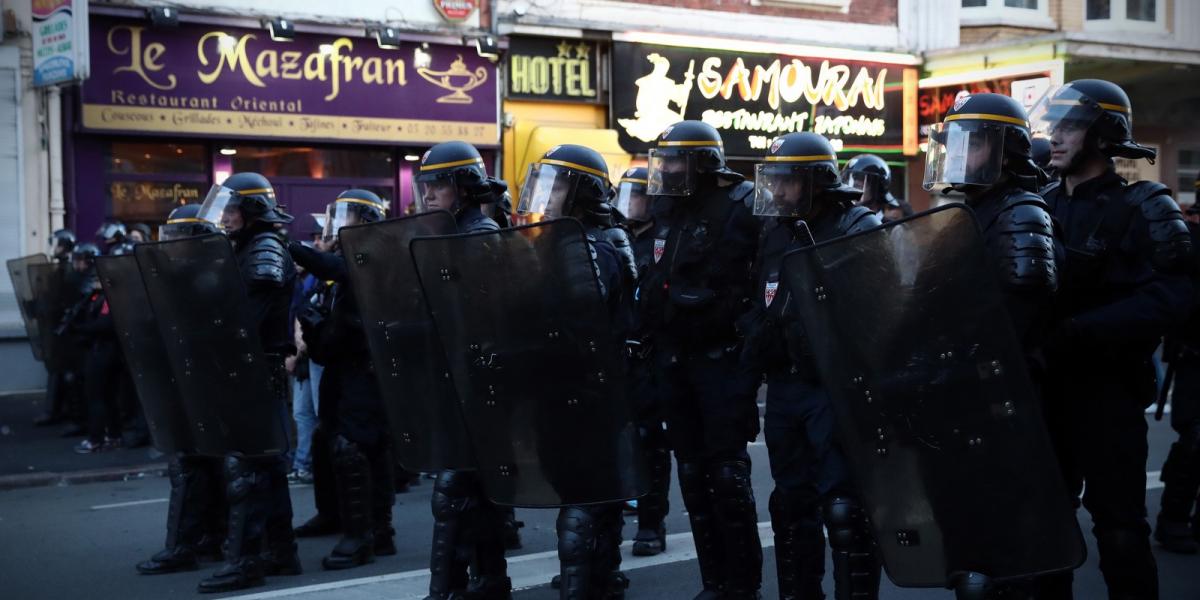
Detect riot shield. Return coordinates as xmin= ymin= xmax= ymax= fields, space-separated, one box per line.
xmin=411 ymin=218 xmax=646 ymax=507
xmin=7 ymin=254 xmax=48 ymax=361
xmin=339 ymin=210 xmax=475 ymax=473
xmin=134 ymin=234 xmax=288 ymax=457
xmin=97 ymin=255 xmax=193 ymax=455
xmin=780 ymin=204 xmax=1084 ymax=587
xmin=28 ymin=261 xmax=75 ymax=370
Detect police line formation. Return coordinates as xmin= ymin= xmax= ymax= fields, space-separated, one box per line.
xmin=7 ymin=79 xmax=1200 ymax=600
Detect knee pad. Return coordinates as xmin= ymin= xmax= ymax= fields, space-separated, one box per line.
xmin=557 ymin=506 xmax=596 ymax=564
xmin=677 ymin=460 xmax=709 ymax=508
xmin=823 ymin=495 xmax=866 ymax=551
xmin=331 ymin=435 xmax=366 ymax=468
xmin=709 ymin=460 xmax=754 ymax=502
xmin=769 ymin=487 xmax=820 ymax=527
xmin=431 ymin=472 xmax=473 ymax=521
xmin=223 ymin=457 xmax=258 ymax=504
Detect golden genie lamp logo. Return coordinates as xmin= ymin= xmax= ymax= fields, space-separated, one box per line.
xmin=418 ymin=54 xmax=488 ymax=104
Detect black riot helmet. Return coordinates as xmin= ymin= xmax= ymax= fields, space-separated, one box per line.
xmin=614 ymin=167 xmax=652 ymax=224
xmin=753 ymin=132 xmax=859 ymax=219
xmin=324 ymin=189 xmax=387 ymax=242
xmin=923 ymin=92 xmax=1039 ymax=192
xmin=518 ymin=144 xmax=614 ymax=222
xmin=96 ymin=221 xmax=127 ymax=248
xmin=159 ymin=203 xmax=219 ymax=241
xmin=413 ymin=141 xmax=488 ymax=214
xmin=198 ymin=172 xmax=293 ymax=232
xmin=127 ymin=222 xmax=152 ymax=243
xmin=49 ymin=228 xmax=75 ymax=258
xmin=1030 ymin=136 xmax=1052 ymax=170
xmin=841 ymin=154 xmax=898 ymax=211
xmin=71 ymin=242 xmax=100 ymax=271
xmin=1030 ymin=79 xmax=1154 ymax=161
xmin=647 ymin=120 xmax=741 ymax=196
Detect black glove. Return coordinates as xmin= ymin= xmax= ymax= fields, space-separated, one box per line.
xmin=465 ymin=177 xmax=508 ymax=206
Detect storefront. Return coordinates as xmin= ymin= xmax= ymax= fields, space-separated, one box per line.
xmin=67 ymin=9 xmax=499 ymax=237
xmin=502 ymin=35 xmax=628 ymax=200
xmin=609 ymin=35 xmax=920 ymax=201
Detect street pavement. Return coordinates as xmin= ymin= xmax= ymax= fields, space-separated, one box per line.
xmin=0 ymin=413 xmax=1197 ymax=599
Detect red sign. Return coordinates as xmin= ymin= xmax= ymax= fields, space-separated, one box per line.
xmin=434 ymin=0 xmax=477 ymax=22
xmin=918 ymin=72 xmax=1052 ymax=129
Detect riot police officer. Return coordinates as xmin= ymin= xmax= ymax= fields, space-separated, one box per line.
xmin=34 ymin=228 xmax=81 ymax=427
xmin=49 ymin=229 xmax=75 ymax=263
xmin=841 ymin=154 xmax=901 ymax=222
xmin=639 ymin=121 xmax=764 ymax=600
xmin=1034 ymin=79 xmax=1192 ymax=599
xmin=1155 ymin=175 xmax=1200 ymax=554
xmin=414 ymin=141 xmax=515 ymax=600
xmin=63 ymin=243 xmax=124 ymax=454
xmin=615 ymin=167 xmax=672 ymax=557
xmin=741 ymin=132 xmax=882 ymax=600
xmin=136 ymin=203 xmax=228 ymax=575
xmin=96 ymin=221 xmax=134 ymax=256
xmin=519 ymin=144 xmax=634 ymax=600
xmin=289 ymin=189 xmax=397 ymax=571
xmin=195 ymin=172 xmax=301 ymax=592
xmin=924 ymin=93 xmax=1059 ymax=344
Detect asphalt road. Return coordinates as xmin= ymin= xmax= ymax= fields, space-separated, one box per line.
xmin=0 ymin=414 xmax=1197 ymax=599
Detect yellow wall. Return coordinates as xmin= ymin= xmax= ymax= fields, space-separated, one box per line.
xmin=502 ymin=100 xmax=609 ymax=189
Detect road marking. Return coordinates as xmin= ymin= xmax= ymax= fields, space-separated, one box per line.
xmin=90 ymin=498 xmax=169 ymax=510
xmin=1147 ymin=470 xmax=1163 ymax=490
xmin=225 ymin=524 xmax=778 ymax=600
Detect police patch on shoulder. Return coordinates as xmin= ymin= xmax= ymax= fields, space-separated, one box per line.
xmin=953 ymin=92 xmax=971 ymax=111
xmin=769 ymin=137 xmax=784 ymax=154
xmin=764 ymin=281 xmax=779 ymax=307
xmin=653 ymin=238 xmax=666 ymax=263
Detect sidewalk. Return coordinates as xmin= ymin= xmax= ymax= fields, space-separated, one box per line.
xmin=0 ymin=392 xmax=166 ymax=490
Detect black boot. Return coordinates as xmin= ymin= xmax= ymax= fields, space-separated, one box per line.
xmin=678 ymin=461 xmax=725 ymax=597
xmin=951 ymin=572 xmax=990 ymax=600
xmin=769 ymin=488 xmax=826 ymax=600
xmin=137 ymin=456 xmax=204 ymax=575
xmin=557 ymin=506 xmax=597 ymax=600
xmin=323 ymin=436 xmax=375 ymax=570
xmin=709 ymin=461 xmax=762 ymax=599
xmin=591 ymin=504 xmax=627 ymax=599
xmin=465 ymin=499 xmax=512 ymax=600
xmin=501 ymin=506 xmax=524 ymax=550
xmin=297 ymin=424 xmax=341 ymax=537
xmin=633 ymin=440 xmax=671 ymax=557
xmin=261 ymin=457 xmax=302 ymax=576
xmin=371 ymin=445 xmax=397 ymax=556
xmin=198 ymin=457 xmax=268 ymax=593
xmin=427 ymin=471 xmax=473 ymax=599
xmin=823 ymin=496 xmax=880 ymax=600
xmin=1156 ymin=435 xmax=1200 ymax=554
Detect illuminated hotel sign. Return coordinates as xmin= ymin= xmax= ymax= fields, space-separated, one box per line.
xmin=80 ymin=16 xmax=498 ymax=145
xmin=611 ymin=41 xmax=917 ymax=157
xmin=507 ymin=37 xmax=600 ymax=102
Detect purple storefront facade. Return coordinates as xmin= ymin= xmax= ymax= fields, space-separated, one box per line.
xmin=66 ymin=9 xmax=499 ymax=237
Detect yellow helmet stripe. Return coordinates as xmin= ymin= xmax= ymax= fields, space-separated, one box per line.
xmin=1049 ymin=99 xmax=1130 ymax=113
xmin=237 ymin=187 xmax=275 ymax=196
xmin=419 ymin=157 xmax=484 ymax=171
xmin=620 ymin=178 xmax=648 ymax=185
xmin=539 ymin=158 xmax=608 ymax=179
xmin=945 ymin=112 xmax=1029 ymax=127
xmin=658 ymin=140 xmax=723 ymax=147
xmin=166 ymin=217 xmax=206 ymax=225
xmin=335 ymin=197 xmax=384 ymax=211
xmin=764 ymin=154 xmax=836 ymax=163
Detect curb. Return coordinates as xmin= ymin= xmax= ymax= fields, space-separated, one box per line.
xmin=0 ymin=462 xmax=167 ymax=491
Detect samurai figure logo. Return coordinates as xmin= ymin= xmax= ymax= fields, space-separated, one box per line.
xmin=618 ymin=53 xmax=696 ymax=143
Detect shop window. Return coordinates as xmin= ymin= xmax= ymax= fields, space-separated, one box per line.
xmin=230 ymin=146 xmax=394 ymax=180
xmin=108 ymin=142 xmax=206 ymax=175
xmin=960 ymin=0 xmax=1054 ymax=29
xmin=1178 ymin=148 xmax=1200 ymax=208
xmin=1086 ymin=0 xmax=1164 ymax=31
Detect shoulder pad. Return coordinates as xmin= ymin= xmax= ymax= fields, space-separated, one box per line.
xmin=728 ymin=181 xmax=755 ymax=207
xmin=839 ymin=205 xmax=883 ymax=236
xmin=990 ymin=193 xmax=1058 ymax=292
xmin=1038 ymin=179 xmax=1062 ymax=199
xmin=1131 ymin=186 xmax=1192 ymax=272
xmin=243 ymin=232 xmax=290 ymax=285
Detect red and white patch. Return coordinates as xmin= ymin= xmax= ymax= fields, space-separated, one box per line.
xmin=653 ymin=239 xmax=666 ymax=263
xmin=764 ymin=281 xmax=779 ymax=307
xmin=769 ymin=137 xmax=785 ymax=154
xmin=952 ymin=92 xmax=971 ymax=111
xmin=661 ymin=125 xmax=675 ymax=140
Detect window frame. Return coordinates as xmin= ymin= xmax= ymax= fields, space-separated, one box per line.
xmin=1085 ymin=0 xmax=1167 ymax=34
xmin=960 ymin=0 xmax=1057 ymax=30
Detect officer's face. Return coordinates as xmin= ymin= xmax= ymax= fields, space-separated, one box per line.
xmin=422 ymin=181 xmax=458 ymax=212
xmin=769 ymin=175 xmax=805 ymax=211
xmin=1048 ymin=121 xmax=1088 ymax=170
xmin=660 ymin=156 xmax=688 ymax=174
xmin=546 ymin=177 xmax=572 ymax=217
xmin=221 ymin=206 xmax=245 ymax=232
xmin=72 ymin=258 xmax=89 ymax=273
xmin=966 ymin=134 xmax=994 ymax=174
xmin=128 ymin=230 xmax=146 ymax=243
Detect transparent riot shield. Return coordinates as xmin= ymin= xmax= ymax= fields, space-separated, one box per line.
xmin=411 ymin=218 xmax=647 ymax=507
xmin=7 ymin=254 xmax=48 ymax=361
xmin=28 ymin=261 xmax=75 ymax=371
xmin=780 ymin=204 xmax=1084 ymax=586
xmin=339 ymin=210 xmax=475 ymax=472
xmin=96 ymin=255 xmax=193 ymax=455
xmin=134 ymin=234 xmax=288 ymax=457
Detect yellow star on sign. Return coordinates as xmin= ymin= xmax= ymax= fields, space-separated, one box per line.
xmin=556 ymin=40 xmax=572 ymax=58
xmin=575 ymin=42 xmax=590 ymax=60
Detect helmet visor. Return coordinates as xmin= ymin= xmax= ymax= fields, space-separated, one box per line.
xmin=840 ymin=170 xmax=891 ymax=207
xmin=324 ymin=200 xmax=375 ymax=241
xmin=413 ymin=176 xmax=462 ymax=214
xmin=1029 ymin=84 xmax=1110 ymax=137
xmin=158 ymin=218 xmax=211 ymax=241
xmin=922 ymin=121 xmax=1005 ymax=191
xmin=753 ymin=164 xmax=816 ymax=218
xmin=615 ymin=179 xmax=651 ymax=222
xmin=647 ymin=149 xmax=696 ymax=196
xmin=197 ymin=185 xmax=239 ymax=230
xmin=518 ymin=163 xmax=578 ymax=218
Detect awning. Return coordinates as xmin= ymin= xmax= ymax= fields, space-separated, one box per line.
xmin=513 ymin=125 xmax=632 ymax=193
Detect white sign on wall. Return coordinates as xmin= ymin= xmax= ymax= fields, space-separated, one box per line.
xmin=32 ymin=0 xmax=90 ymax=87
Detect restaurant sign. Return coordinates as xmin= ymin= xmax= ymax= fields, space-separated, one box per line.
xmin=81 ymin=16 xmax=498 ymax=145
xmin=918 ymin=71 xmax=1052 ymax=137
xmin=611 ymin=42 xmax=917 ymax=158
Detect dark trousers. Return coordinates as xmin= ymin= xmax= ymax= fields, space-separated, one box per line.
xmin=763 ymin=373 xmax=850 ymax=496
xmin=83 ymin=343 xmax=122 ymax=442
xmin=1038 ymin=357 xmax=1159 ymax=600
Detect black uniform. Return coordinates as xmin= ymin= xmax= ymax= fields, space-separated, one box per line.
xmin=639 ymin=122 xmax=764 ymax=599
